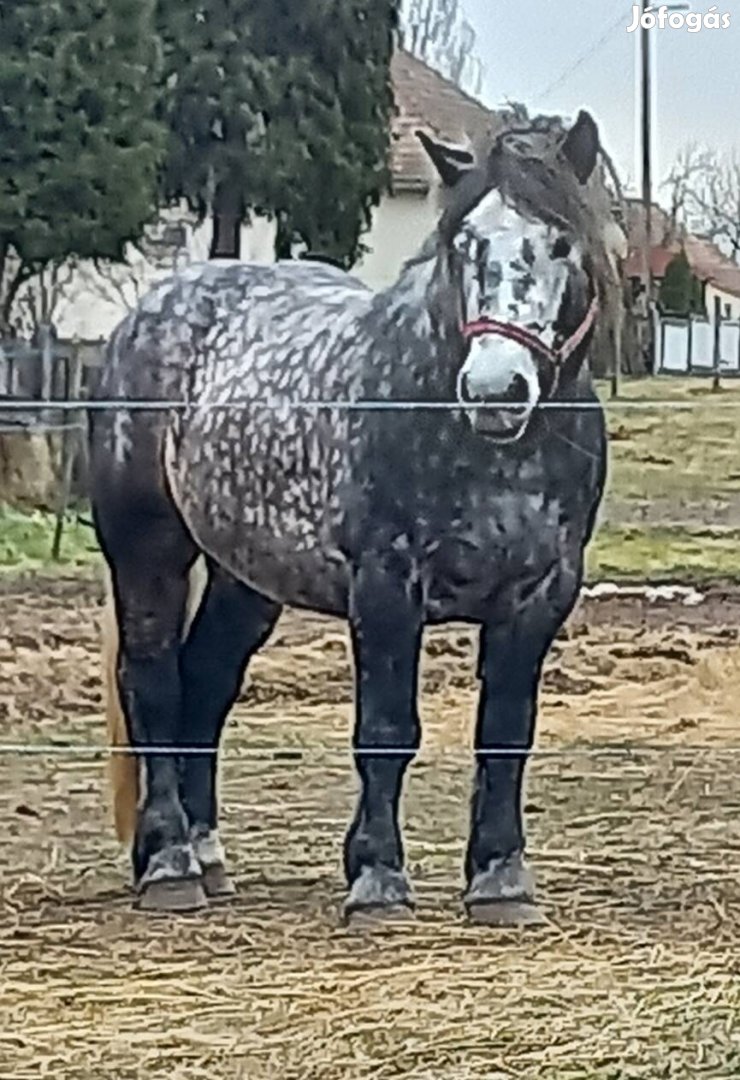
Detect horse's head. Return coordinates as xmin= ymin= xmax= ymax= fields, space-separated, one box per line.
xmin=420 ymin=112 xmax=605 ymax=442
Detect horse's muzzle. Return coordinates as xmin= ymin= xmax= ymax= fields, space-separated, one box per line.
xmin=457 ymin=340 xmax=540 ymax=441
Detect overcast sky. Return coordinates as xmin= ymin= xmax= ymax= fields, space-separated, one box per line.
xmin=460 ymin=0 xmax=739 ymax=199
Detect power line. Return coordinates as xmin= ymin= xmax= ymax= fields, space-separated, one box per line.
xmin=535 ymin=8 xmax=632 ymax=105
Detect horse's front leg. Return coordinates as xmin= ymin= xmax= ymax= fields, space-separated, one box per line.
xmin=343 ymin=555 xmax=423 ymax=923
xmin=464 ymin=573 xmax=579 ymax=926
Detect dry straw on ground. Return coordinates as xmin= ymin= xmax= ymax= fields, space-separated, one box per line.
xmin=1 ymin=577 xmax=739 ymax=1078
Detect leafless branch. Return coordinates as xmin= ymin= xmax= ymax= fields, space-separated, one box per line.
xmin=662 ymin=144 xmax=711 ymax=244
xmin=402 ymin=0 xmax=484 ymax=95
xmin=666 ymin=144 xmax=740 ymax=261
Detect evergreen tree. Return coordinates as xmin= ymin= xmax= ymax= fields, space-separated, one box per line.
xmin=690 ymin=274 xmax=705 ymax=314
xmin=156 ymin=0 xmax=399 ymax=266
xmin=659 ymin=250 xmax=704 ymax=315
xmin=0 ymin=0 xmax=166 ymax=331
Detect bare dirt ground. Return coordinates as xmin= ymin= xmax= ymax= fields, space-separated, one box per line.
xmin=1 ymin=574 xmax=740 ymax=1079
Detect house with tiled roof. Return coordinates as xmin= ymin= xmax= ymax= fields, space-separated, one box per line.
xmin=387 ymin=50 xmax=499 ymax=193
xmin=623 ymin=196 xmax=740 ymax=320
xmin=622 ymin=198 xmax=740 ymax=373
xmin=358 ymin=49 xmax=501 ymax=289
xmin=33 ymin=50 xmax=502 ymax=341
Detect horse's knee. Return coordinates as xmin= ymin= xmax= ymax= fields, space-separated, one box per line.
xmin=119 ymin=611 xmax=181 ymax=664
xmin=114 ymin=564 xmax=192 ymax=660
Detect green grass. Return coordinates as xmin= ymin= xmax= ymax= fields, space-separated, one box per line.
xmin=596 ymin=377 xmax=740 ymax=521
xmin=587 ymin=524 xmax=740 ymax=583
xmin=3 ymin=511 xmax=739 ymax=585
xmin=0 ymin=504 xmax=99 ymax=573
xmin=2 ymin=375 xmax=739 ymax=581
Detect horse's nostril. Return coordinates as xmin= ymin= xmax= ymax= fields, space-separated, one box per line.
xmin=507 ymin=373 xmax=530 ymax=404
xmin=485 ymin=373 xmax=530 ymax=407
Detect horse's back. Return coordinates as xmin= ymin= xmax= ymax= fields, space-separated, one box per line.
xmin=92 ymin=259 xmax=373 ymax=611
xmin=99 ymin=259 xmax=370 ymax=398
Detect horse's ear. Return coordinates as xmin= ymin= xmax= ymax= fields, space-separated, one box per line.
xmin=561 ymin=111 xmax=600 ymax=184
xmin=416 ymin=130 xmax=475 ymax=188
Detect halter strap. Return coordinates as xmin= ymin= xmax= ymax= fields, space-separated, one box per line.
xmin=461 ymin=294 xmax=599 ymax=367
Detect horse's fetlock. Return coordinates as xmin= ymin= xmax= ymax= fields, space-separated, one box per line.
xmin=138 ymin=842 xmax=201 ymax=890
xmin=190 ymin=826 xmax=226 ymax=869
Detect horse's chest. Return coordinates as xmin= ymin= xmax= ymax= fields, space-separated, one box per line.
xmin=423 ymin=489 xmax=570 ymax=620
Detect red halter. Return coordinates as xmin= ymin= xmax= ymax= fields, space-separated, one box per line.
xmin=461 ymin=294 xmax=599 ymax=368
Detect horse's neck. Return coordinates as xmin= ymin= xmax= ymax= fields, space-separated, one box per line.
xmin=372 ymin=253 xmax=460 ymax=397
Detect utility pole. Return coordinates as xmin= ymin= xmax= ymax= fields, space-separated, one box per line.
xmin=640 ymin=0 xmax=654 ymax=373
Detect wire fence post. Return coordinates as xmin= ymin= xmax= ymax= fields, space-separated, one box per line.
xmin=610 ymin=319 xmax=621 ymax=399
xmin=712 ymin=296 xmax=722 ymax=393
xmin=51 ymin=339 xmax=83 ymax=561
xmin=39 ymin=323 xmax=54 ymax=425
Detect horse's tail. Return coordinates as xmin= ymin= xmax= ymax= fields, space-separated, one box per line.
xmin=102 ymin=559 xmax=209 ymax=846
xmin=102 ymin=568 xmax=137 ymax=844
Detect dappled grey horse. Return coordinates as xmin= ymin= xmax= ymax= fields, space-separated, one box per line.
xmin=92 ymin=111 xmax=612 ymax=924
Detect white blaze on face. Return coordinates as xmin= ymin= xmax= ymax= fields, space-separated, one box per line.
xmin=455 ymin=188 xmax=580 ymax=440
xmin=458 ymin=188 xmax=578 ymax=334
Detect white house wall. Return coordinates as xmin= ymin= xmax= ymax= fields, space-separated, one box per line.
xmin=30 ymin=212 xmax=278 ymax=343
xmin=355 ymin=192 xmax=439 ymax=292
xmin=705 ymin=283 xmax=740 ymax=322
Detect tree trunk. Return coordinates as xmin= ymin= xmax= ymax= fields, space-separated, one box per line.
xmin=274 ymin=213 xmax=293 ymax=261
xmin=209 ymin=183 xmax=242 ymax=260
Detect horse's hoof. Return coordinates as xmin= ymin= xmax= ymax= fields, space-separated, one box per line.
xmin=342 ymin=864 xmax=415 ymax=927
xmin=343 ymin=902 xmax=416 ymax=929
xmin=465 ymin=899 xmax=547 ymax=927
xmin=135 ymin=878 xmax=208 ymax=914
xmin=202 ymin=863 xmax=237 ymax=900
xmin=464 ymin=852 xmax=543 ymax=927
xmin=343 ymin=864 xmax=413 ymax=915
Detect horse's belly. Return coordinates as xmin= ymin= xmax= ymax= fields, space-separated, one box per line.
xmin=166 ymin=428 xmax=350 ymax=614
xmin=201 ymin=529 xmax=350 ymax=614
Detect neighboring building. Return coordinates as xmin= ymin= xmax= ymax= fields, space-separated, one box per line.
xmin=30 ymin=50 xmax=501 ymax=343
xmin=357 ymin=49 xmax=500 ymax=290
xmin=622 ymin=198 xmax=740 ymax=374
xmin=623 ymin=197 xmax=740 ymax=320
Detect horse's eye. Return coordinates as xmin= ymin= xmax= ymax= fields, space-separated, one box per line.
xmin=552 ymin=238 xmax=571 ymax=259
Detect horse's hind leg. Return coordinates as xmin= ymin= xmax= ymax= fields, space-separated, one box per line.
xmin=97 ymin=496 xmax=203 ymax=911
xmin=178 ymin=563 xmax=281 ymax=897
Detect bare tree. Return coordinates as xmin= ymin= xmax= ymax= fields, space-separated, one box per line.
xmin=401 ymin=0 xmax=483 ymax=95
xmin=665 ymin=145 xmax=740 ymax=261
xmin=10 ymin=210 xmax=195 ymax=337
xmin=12 ymin=263 xmax=77 ymax=338
xmin=662 ymin=144 xmax=711 ymax=245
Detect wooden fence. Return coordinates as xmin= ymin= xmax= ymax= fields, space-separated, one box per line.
xmin=655 ymin=302 xmax=740 ymax=379
xmin=0 ymin=334 xmax=104 ymax=556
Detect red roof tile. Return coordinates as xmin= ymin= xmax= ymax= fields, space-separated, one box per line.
xmin=624 ymin=245 xmax=677 ymax=279
xmin=624 ymin=227 xmax=740 ymax=299
xmin=390 ymin=50 xmax=501 ymax=191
